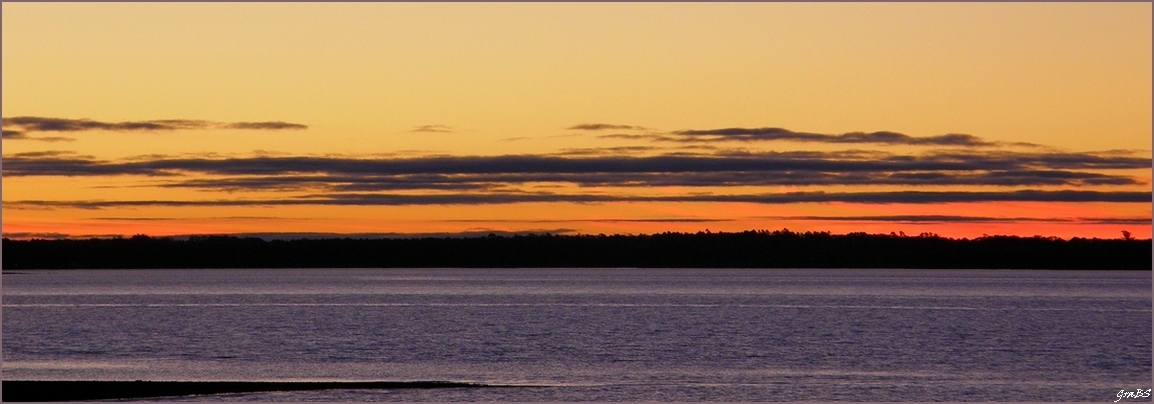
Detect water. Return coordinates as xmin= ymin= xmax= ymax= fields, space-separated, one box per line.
xmin=3 ymin=268 xmax=1150 ymax=401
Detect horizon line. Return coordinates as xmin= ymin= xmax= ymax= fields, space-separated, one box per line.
xmin=3 ymin=228 xmax=1147 ymax=242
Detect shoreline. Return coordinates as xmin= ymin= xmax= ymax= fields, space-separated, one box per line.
xmin=4 ymin=232 xmax=1150 ymax=270
xmin=1 ymin=380 xmax=501 ymax=401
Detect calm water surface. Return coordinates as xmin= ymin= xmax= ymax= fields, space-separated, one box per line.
xmin=3 ymin=268 xmax=1150 ymax=401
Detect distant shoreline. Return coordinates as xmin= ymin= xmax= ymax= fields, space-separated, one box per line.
xmin=3 ymin=230 xmax=1150 ymax=270
xmin=1 ymin=380 xmax=501 ymax=401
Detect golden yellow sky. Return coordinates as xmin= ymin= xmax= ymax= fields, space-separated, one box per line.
xmin=3 ymin=3 xmax=1151 ymax=239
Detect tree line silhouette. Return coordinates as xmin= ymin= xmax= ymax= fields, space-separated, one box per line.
xmin=2 ymin=229 xmax=1149 ymax=270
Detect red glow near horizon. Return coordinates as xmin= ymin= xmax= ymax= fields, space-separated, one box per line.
xmin=4 ymin=215 xmax=1148 ymax=240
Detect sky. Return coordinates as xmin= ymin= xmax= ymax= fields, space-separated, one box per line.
xmin=2 ymin=2 xmax=1151 ymax=240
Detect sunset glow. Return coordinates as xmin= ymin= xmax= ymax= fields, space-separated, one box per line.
xmin=3 ymin=3 xmax=1151 ymax=240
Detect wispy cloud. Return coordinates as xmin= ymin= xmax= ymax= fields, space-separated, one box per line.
xmin=599 ymin=126 xmax=1040 ymax=147
xmin=88 ymin=216 xmax=289 ymax=221
xmin=146 ymin=169 xmax=1142 ymax=193
xmin=555 ymin=146 xmax=660 ymax=156
xmin=3 ymin=117 xmax=207 ymax=132
xmin=599 ymin=133 xmax=682 ymax=142
xmin=6 ymin=190 xmax=1150 ymax=210
xmin=8 ymin=150 xmax=83 ymax=158
xmin=0 ymin=232 xmax=110 ymax=240
xmin=568 ymin=123 xmax=648 ymax=131
xmin=673 ymin=127 xmax=997 ymax=146
xmin=1 ymin=130 xmax=74 ymax=142
xmin=411 ymin=125 xmax=454 ymax=133
xmin=168 ymin=175 xmax=501 ymax=192
xmin=223 ymin=121 xmax=308 ymax=130
xmin=2 ymin=117 xmax=307 ymax=133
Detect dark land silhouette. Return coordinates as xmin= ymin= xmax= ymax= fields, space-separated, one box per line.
xmin=1 ymin=380 xmax=496 ymax=401
xmin=3 ymin=230 xmax=1149 ymax=269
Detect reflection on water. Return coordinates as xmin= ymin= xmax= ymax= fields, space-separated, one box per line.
xmin=3 ymin=361 xmax=148 ymax=370
xmin=3 ymin=268 xmax=1150 ymax=401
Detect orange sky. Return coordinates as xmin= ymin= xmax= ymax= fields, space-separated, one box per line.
xmin=3 ymin=3 xmax=1151 ymax=240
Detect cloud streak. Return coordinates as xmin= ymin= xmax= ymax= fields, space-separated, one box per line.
xmin=594 ymin=126 xmax=1040 ymax=147
xmin=2 ymin=117 xmax=307 ymax=134
xmin=6 ymin=190 xmax=1149 ymax=210
xmin=222 ymin=121 xmax=308 ymax=130
xmin=2 ymin=130 xmax=74 ymax=142
xmin=3 ymin=149 xmax=1147 ymax=196
xmin=568 ymin=123 xmax=648 ymax=131
xmin=144 ymin=168 xmax=1141 ymax=193
xmin=672 ymin=127 xmax=996 ymax=146
xmin=5 ymin=150 xmax=1146 ymax=177
xmin=5 ymin=140 xmax=1146 ymax=219
xmin=411 ymin=125 xmax=454 ymax=133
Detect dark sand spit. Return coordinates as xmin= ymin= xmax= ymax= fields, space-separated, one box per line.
xmin=1 ymin=380 xmax=496 ymax=401
xmin=6 ymin=232 xmax=1149 ymax=270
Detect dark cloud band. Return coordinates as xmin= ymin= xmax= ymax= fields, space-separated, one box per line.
xmin=5 ymin=151 xmax=1148 ymax=177
xmin=149 ymin=169 xmax=1141 ymax=193
xmin=4 ymin=150 xmax=1147 ymax=192
xmin=6 ymin=190 xmax=1149 ymax=210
